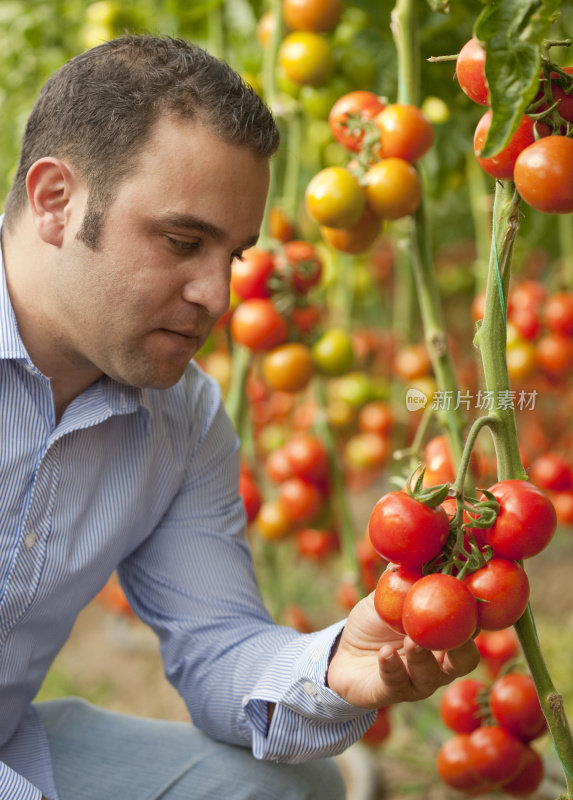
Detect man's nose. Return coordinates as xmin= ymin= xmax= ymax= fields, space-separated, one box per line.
xmin=181 ymin=268 xmax=231 ymax=320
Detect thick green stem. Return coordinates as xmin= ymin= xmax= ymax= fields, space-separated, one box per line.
xmin=475 ymin=180 xmax=573 ymax=798
xmin=473 ymin=181 xmax=526 ymax=481
xmin=225 ymin=344 xmax=252 ymax=435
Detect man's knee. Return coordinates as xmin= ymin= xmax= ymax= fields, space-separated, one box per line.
xmin=273 ymin=756 xmax=347 ymax=800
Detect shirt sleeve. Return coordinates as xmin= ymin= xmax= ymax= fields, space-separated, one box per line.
xmin=118 ymin=372 xmax=376 ymax=764
xmin=0 ymin=762 xmax=42 ymax=800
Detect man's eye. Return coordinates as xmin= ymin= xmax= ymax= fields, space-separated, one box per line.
xmin=167 ymin=237 xmax=200 ymax=251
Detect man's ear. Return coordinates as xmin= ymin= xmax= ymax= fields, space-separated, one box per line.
xmin=26 ymin=158 xmax=77 ymax=247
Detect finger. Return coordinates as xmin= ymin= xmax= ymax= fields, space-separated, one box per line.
xmin=402 ymin=638 xmax=449 ymax=695
xmin=377 ymin=644 xmax=418 ymax=702
xmin=440 ymin=639 xmax=481 ymax=680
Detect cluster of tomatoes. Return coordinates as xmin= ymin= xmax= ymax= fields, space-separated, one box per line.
xmin=473 ymin=279 xmax=573 ymax=388
xmin=304 ymin=89 xmax=434 ymax=253
xmin=437 ymin=669 xmax=546 ymax=795
xmin=369 ymin=475 xmax=557 ymax=652
xmin=457 ymin=37 xmax=573 ymax=214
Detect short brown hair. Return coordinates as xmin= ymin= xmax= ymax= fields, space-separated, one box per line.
xmin=3 ymin=35 xmax=279 ymax=246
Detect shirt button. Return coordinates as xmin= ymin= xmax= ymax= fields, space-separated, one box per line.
xmin=302 ymin=681 xmax=318 ymax=697
xmin=24 ymin=532 xmax=37 ymax=549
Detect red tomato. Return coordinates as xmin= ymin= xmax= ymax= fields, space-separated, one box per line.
xmin=474 ymin=629 xmax=520 ymax=678
xmin=291 ymin=304 xmax=322 ymax=336
xmin=551 ymin=489 xmax=573 ymax=525
xmin=282 ymin=0 xmax=342 ymax=33
xmin=469 ymin=725 xmax=526 ymax=788
xmin=544 ymin=290 xmax=573 ymax=336
xmin=534 ymin=66 xmax=573 ymax=130
xmin=358 ymin=400 xmax=393 ymax=435
xmin=230 ymin=248 xmax=275 ymax=300
xmin=230 ymin=298 xmax=289 ymax=351
xmin=508 ymin=304 xmax=541 ymax=340
xmin=436 ymin=733 xmax=484 ymax=793
xmin=456 ymin=37 xmax=489 ymax=106
xmin=439 ymin=678 xmax=488 ymax=734
xmin=402 ymin=573 xmax=478 ymax=651
xmin=514 ymin=135 xmax=573 ymax=214
xmin=375 ymin=103 xmax=434 ymax=163
xmin=280 ymin=240 xmax=323 ymax=293
xmin=284 ymin=432 xmax=330 ymax=486
xmin=368 ymin=491 xmax=449 ymax=567
xmin=364 ymin=157 xmax=422 ymax=220
xmin=536 ymin=330 xmax=573 ymax=376
xmin=361 ymin=707 xmax=391 ymax=746
xmin=529 ymin=452 xmax=573 ymax=491
xmin=265 ymin=447 xmax=295 ymax=484
xmin=373 ymin=562 xmax=423 ymax=634
xmin=503 ymin=744 xmax=544 ymax=796
xmin=489 ymin=673 xmax=546 ymax=742
xmin=463 ymin=558 xmax=530 ymax=631
xmin=482 ymin=479 xmax=557 ymax=560
xmin=393 ymin=342 xmax=432 ymax=381
xmin=328 ymin=90 xmax=385 ymax=153
xmin=295 ymin=527 xmax=339 ymax=560
xmin=473 ymin=111 xmax=542 ymax=180
xmin=278 ymin=476 xmax=323 ymax=523
xmin=239 ymin=467 xmax=262 ymax=523
xmin=511 ymin=279 xmax=547 ymax=311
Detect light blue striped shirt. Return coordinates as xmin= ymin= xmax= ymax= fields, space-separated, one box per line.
xmin=0 ymin=235 xmax=374 ymax=800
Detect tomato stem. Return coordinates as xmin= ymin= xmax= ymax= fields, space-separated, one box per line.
xmin=225 ymin=343 xmax=253 ymax=434
xmin=452 ymin=414 xmax=496 ymax=496
xmin=476 ymin=179 xmax=573 ymax=796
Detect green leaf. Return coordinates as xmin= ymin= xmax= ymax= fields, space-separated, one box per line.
xmin=475 ymin=0 xmax=562 ymax=158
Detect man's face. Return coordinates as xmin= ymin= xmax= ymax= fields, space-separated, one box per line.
xmin=53 ymin=115 xmax=270 ymax=389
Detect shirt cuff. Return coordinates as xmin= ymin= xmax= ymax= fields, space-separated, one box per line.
xmin=243 ymin=620 xmax=377 ymax=762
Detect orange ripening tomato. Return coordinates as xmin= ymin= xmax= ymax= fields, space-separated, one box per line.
xmin=364 ymin=158 xmax=421 ymax=220
xmin=255 ymin=499 xmax=292 ymax=540
xmin=283 ymin=0 xmax=342 ymax=33
xmin=320 ymin=207 xmax=382 ymax=254
xmin=514 ymin=135 xmax=573 ymax=214
xmin=262 ymin=342 xmax=315 ymax=392
xmin=305 ymin=166 xmax=366 ymax=228
xmin=375 ymin=103 xmax=434 ymax=162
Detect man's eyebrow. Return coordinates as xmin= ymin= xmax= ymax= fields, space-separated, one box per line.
xmin=157 ymin=213 xmax=227 ymax=241
xmin=156 ymin=213 xmax=259 ymax=250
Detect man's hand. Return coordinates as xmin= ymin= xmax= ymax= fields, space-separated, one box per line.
xmin=327 ymin=591 xmax=480 ymax=709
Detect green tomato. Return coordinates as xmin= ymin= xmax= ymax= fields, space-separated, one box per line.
xmin=334 ymin=45 xmax=378 ymax=89
xmin=300 ymin=75 xmax=352 ymax=120
xmin=330 ymin=372 xmax=373 ymax=406
xmin=312 ymin=328 xmax=355 ymax=375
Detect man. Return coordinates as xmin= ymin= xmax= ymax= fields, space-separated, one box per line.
xmin=0 ymin=34 xmax=479 ymax=800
